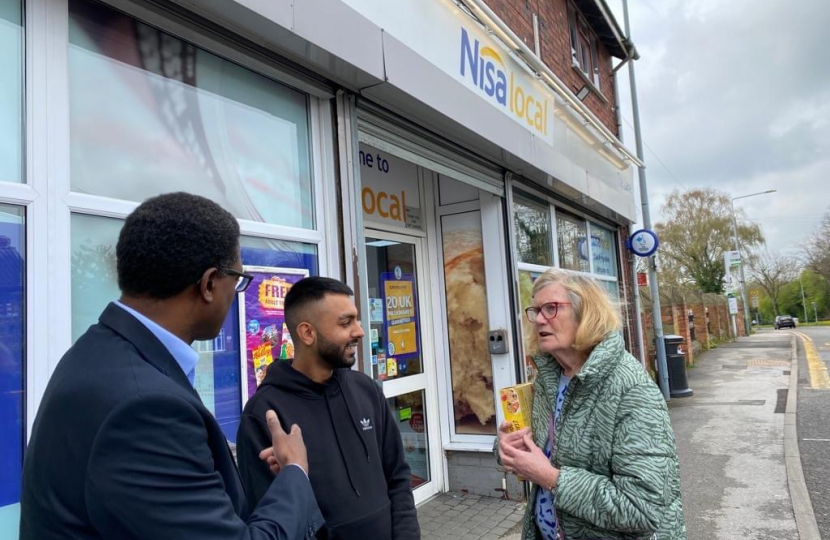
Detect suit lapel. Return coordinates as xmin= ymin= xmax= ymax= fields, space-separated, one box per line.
xmin=98 ymin=302 xmax=201 ymax=400
xmin=99 ymin=303 xmax=247 ymax=501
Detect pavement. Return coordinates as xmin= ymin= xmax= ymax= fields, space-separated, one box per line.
xmin=416 ymin=491 xmax=525 ymax=539
xmin=417 ymin=329 xmax=817 ymax=539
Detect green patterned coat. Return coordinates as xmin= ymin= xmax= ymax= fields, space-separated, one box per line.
xmin=517 ymin=332 xmax=686 ymax=540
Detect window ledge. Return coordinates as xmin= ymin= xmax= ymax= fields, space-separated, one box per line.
xmin=571 ymin=63 xmax=608 ymax=105
xmin=443 ymin=440 xmax=496 ymax=453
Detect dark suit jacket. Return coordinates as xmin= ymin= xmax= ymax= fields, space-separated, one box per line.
xmin=20 ymin=303 xmax=323 ymax=540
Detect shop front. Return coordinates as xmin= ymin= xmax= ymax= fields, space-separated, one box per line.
xmin=1 ymin=0 xmax=639 ymax=534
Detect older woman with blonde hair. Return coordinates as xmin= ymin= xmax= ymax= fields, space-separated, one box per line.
xmin=498 ymin=268 xmax=685 ymax=540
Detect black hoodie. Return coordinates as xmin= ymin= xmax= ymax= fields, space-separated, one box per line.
xmin=237 ymin=360 xmax=420 ymax=540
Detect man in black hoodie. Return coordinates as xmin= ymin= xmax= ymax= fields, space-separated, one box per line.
xmin=237 ymin=277 xmax=420 ymax=540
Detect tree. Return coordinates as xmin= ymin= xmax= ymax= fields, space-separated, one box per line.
xmin=748 ymin=250 xmax=797 ymax=317
xmin=655 ymin=189 xmax=764 ymax=293
xmin=804 ymin=211 xmax=830 ymax=284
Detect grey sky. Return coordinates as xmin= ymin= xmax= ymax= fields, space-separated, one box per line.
xmin=611 ymin=0 xmax=830 ymax=258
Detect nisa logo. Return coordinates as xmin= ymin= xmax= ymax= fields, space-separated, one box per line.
xmin=460 ymin=27 xmax=550 ymax=139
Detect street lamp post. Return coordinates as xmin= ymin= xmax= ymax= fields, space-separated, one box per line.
xmin=800 ymin=273 xmax=809 ymax=325
xmin=731 ymin=190 xmax=776 ymax=337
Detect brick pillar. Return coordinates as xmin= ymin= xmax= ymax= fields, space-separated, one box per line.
xmin=707 ymin=301 xmax=721 ymax=341
xmin=690 ymin=302 xmax=709 ymax=349
xmin=673 ymin=301 xmax=693 ymax=366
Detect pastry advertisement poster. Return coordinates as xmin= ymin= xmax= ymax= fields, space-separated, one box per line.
xmin=380 ymin=269 xmax=419 ymax=369
xmin=240 ymin=266 xmax=309 ymax=402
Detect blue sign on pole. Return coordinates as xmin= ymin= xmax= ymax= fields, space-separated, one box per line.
xmin=627 ymin=229 xmax=660 ymax=257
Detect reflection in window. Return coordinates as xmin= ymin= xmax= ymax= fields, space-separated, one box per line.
xmin=69 ymin=213 xmax=318 ymax=444
xmin=0 ymin=205 xmax=24 ymax=534
xmin=0 ymin=0 xmax=23 ymax=183
xmin=513 ymin=193 xmax=552 ymax=266
xmin=590 ymin=224 xmax=617 ymax=277
xmin=441 ymin=212 xmax=495 ymax=435
xmin=68 ymin=0 xmax=314 ymax=228
xmin=387 ymin=391 xmax=430 ymax=489
xmin=556 ymin=211 xmax=589 ymax=273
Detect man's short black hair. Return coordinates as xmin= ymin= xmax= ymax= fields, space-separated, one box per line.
xmin=284 ymin=276 xmax=354 ymax=336
xmin=116 ymin=192 xmax=240 ymax=299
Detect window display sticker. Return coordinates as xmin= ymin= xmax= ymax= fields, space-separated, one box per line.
xmin=371 ymin=327 xmax=379 ymax=344
xmin=369 ymin=297 xmax=384 ymax=323
xmin=380 ymin=271 xmax=419 ymax=363
xmin=399 ymin=407 xmax=412 ymax=421
xmin=378 ymin=357 xmax=388 ymax=380
xmin=386 ymin=357 xmax=399 ymax=378
xmin=240 ymin=266 xmax=309 ymax=403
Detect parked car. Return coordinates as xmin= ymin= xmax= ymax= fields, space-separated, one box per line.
xmin=775 ymin=315 xmax=796 ymax=330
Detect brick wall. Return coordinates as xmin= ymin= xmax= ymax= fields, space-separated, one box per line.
xmin=485 ymin=0 xmax=620 ymax=135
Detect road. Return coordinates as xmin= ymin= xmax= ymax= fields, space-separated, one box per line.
xmin=793 ymin=325 xmax=830 ymax=539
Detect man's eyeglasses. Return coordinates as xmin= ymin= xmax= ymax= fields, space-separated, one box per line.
xmin=525 ymin=302 xmax=571 ymax=322
xmin=219 ymin=268 xmax=254 ymax=293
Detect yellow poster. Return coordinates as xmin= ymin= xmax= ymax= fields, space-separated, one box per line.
xmin=383 ymin=275 xmax=418 ymax=357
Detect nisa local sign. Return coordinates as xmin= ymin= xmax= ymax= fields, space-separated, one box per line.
xmin=459 ymin=27 xmax=552 ymax=145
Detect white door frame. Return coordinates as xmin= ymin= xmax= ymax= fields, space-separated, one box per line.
xmin=363 ymin=227 xmax=444 ymax=505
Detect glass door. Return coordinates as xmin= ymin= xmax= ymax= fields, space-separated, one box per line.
xmin=364 ymin=230 xmax=441 ymax=504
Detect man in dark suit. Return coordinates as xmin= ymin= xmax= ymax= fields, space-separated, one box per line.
xmin=19 ymin=192 xmax=323 ymax=540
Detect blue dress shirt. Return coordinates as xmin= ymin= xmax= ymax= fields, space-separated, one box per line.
xmin=115 ymin=301 xmax=200 ymax=386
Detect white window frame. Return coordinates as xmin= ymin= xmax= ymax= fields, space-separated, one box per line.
xmin=568 ymin=2 xmax=602 ymax=91
xmin=25 ymin=0 xmax=339 ymax=429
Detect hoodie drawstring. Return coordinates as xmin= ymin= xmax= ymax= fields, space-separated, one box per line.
xmin=336 ymin=376 xmax=371 ymax=463
xmin=324 ymin=390 xmax=362 ymax=497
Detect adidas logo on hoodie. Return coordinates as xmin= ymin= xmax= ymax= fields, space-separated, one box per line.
xmin=360 ymin=418 xmax=373 ymax=431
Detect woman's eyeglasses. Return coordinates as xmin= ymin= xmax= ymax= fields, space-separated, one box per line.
xmin=525 ymin=301 xmax=571 ymax=322
xmin=219 ymin=268 xmax=254 ymax=293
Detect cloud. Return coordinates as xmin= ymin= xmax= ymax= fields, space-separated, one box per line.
xmin=612 ymin=0 xmax=830 ymax=256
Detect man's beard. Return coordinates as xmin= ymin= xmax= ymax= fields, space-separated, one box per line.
xmin=317 ymin=332 xmax=358 ymax=370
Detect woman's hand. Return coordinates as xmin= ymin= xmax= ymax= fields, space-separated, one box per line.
xmin=501 ymin=431 xmax=559 ymax=489
xmin=498 ymin=421 xmax=530 ymax=454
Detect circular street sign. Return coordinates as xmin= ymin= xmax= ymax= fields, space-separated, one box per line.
xmin=628 ymin=229 xmax=659 ymax=257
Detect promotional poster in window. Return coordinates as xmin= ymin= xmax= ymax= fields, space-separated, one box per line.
xmin=240 ymin=267 xmax=308 ymax=402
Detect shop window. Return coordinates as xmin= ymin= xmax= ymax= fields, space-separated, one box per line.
xmin=556 ymin=210 xmax=589 ymax=273
xmin=513 ymin=192 xmax=553 ymax=267
xmin=68 ymin=0 xmax=314 ymax=229
xmin=0 ymin=205 xmax=24 ymax=535
xmin=386 ymin=390 xmax=430 ymax=489
xmin=590 ymin=223 xmax=618 ymax=277
xmin=568 ymin=3 xmax=601 ymax=90
xmin=518 ymin=269 xmax=542 ymax=382
xmin=440 ymin=211 xmax=496 ymax=435
xmin=0 ymin=0 xmax=22 ymax=184
xmin=69 ymin=213 xmax=318 ymax=444
xmin=365 ymin=238 xmax=425 ymax=382
xmin=599 ymin=279 xmax=620 ymax=303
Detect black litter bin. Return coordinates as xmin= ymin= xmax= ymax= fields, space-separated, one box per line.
xmin=662 ymin=335 xmax=693 ymax=398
